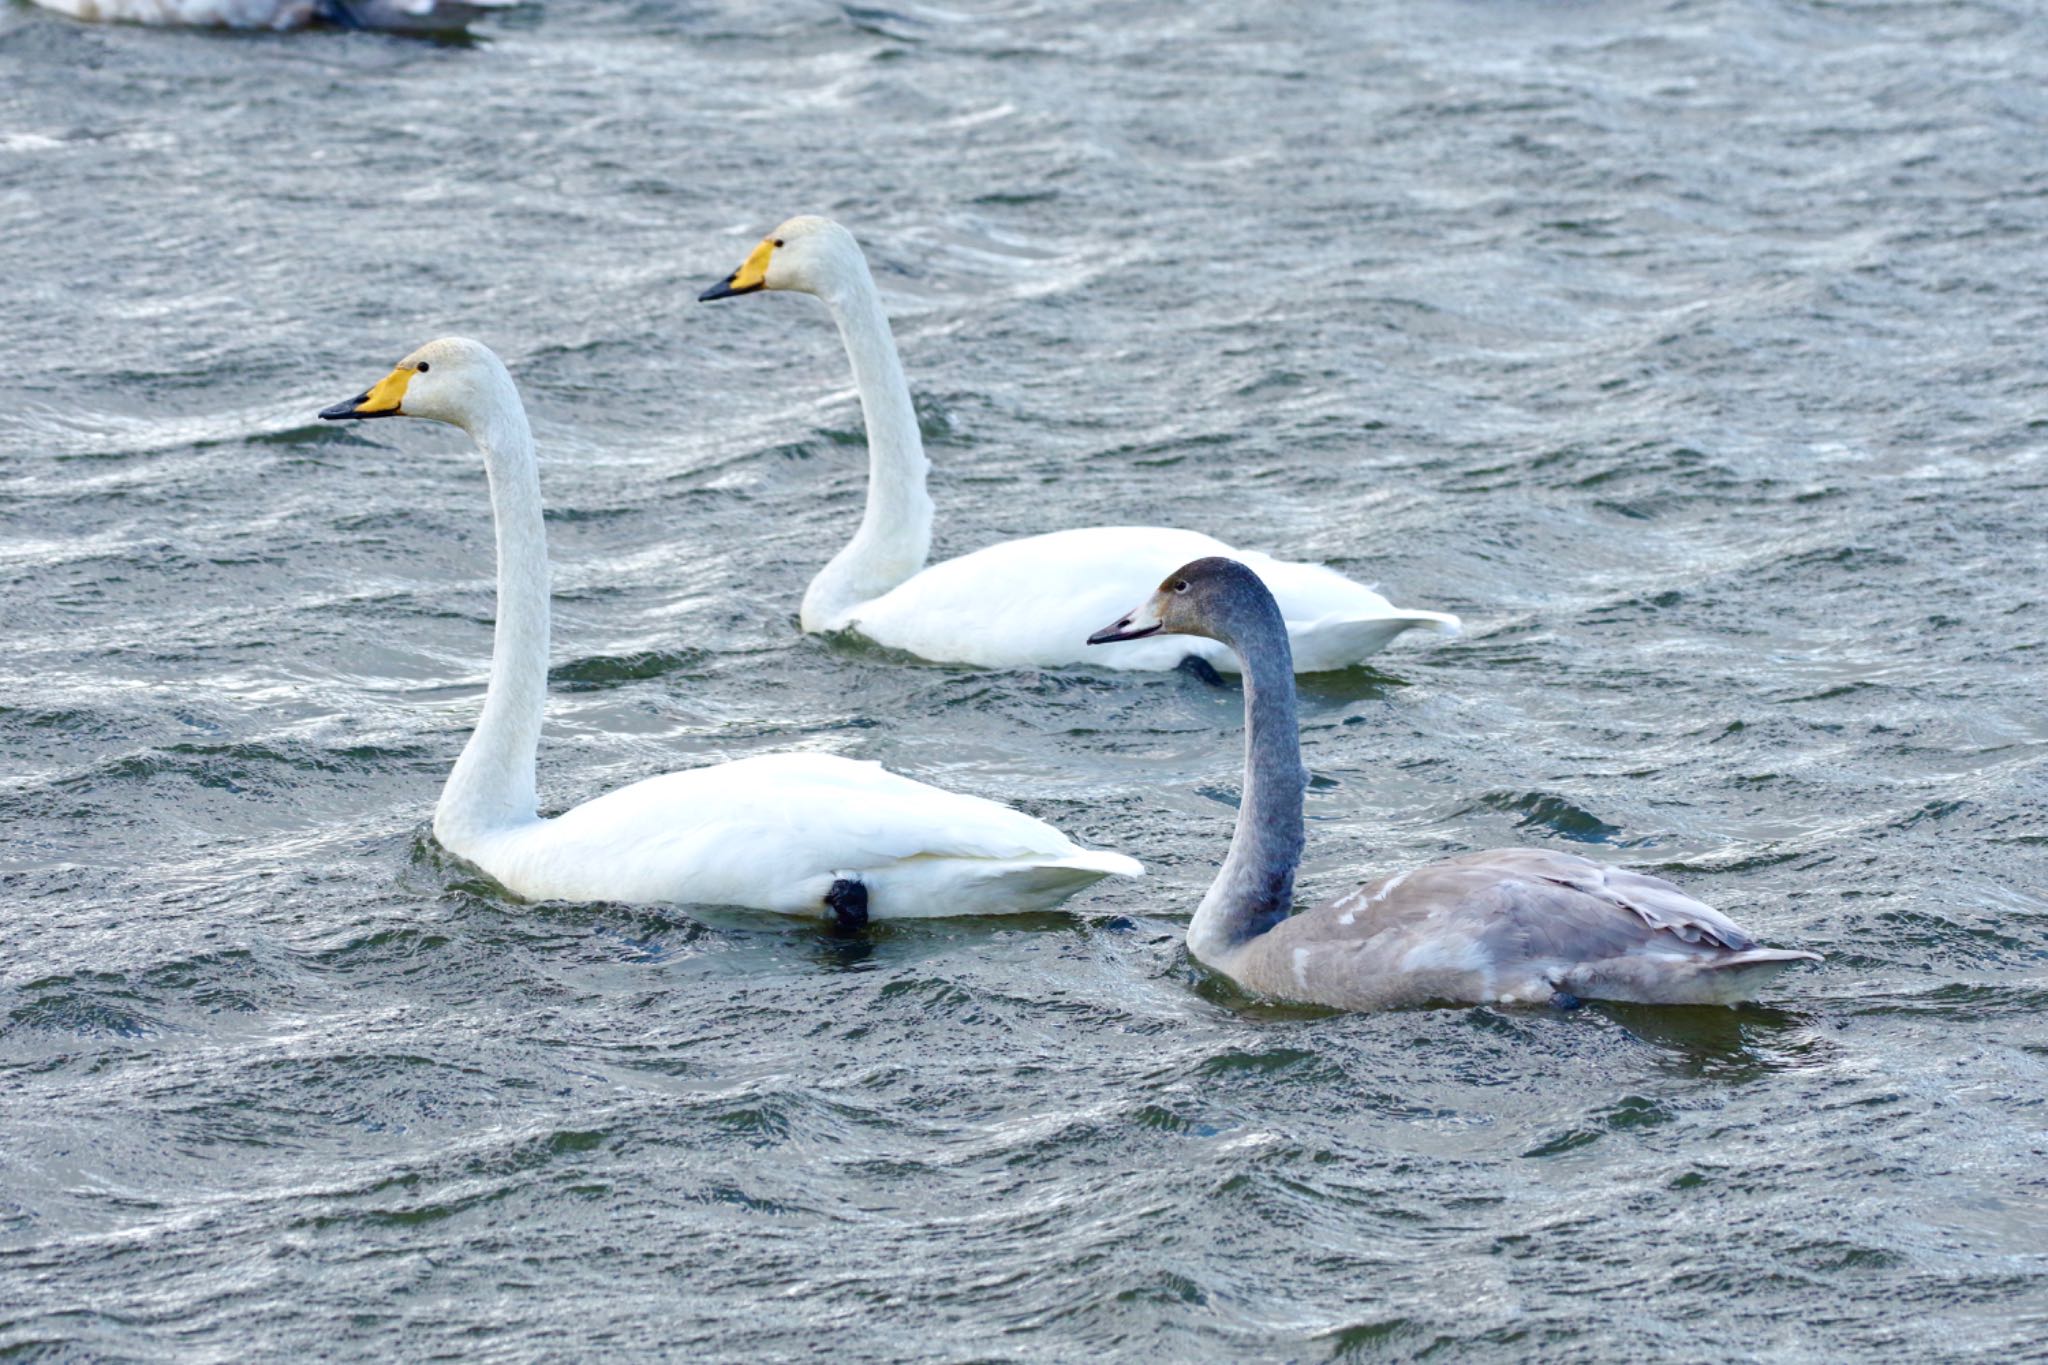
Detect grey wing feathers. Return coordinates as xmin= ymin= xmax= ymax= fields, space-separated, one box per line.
xmin=1482 ymin=879 xmax=1649 ymax=963
xmin=1274 ymin=847 xmax=1817 ymax=1009
xmin=1440 ymin=848 xmax=1760 ymax=951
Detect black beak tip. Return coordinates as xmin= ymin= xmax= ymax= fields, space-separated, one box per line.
xmin=1087 ymin=620 xmax=1131 ymax=646
xmin=698 ymin=277 xmax=738 ymax=302
xmin=1088 ymin=618 xmax=1163 ymax=646
xmin=318 ymin=395 xmax=367 ymax=421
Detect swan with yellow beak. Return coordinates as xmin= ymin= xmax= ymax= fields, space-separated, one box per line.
xmin=319 ymin=362 xmax=417 ymax=420
xmin=318 ymin=336 xmax=1140 ymax=922
xmin=697 ymin=215 xmax=1461 ymax=673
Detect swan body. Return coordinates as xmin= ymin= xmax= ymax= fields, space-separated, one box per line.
xmin=446 ymin=752 xmax=1137 ymax=918
xmin=1203 ymin=847 xmax=1823 ymax=1010
xmin=699 ymin=216 xmax=1459 ymax=674
xmin=812 ymin=525 xmax=1455 ymax=673
xmin=1089 ymin=557 xmax=1821 ymax=1009
xmin=32 ymin=0 xmax=513 ymax=32
xmin=319 ymin=338 xmax=1139 ymax=920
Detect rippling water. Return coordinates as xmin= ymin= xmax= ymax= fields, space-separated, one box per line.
xmin=4 ymin=0 xmax=2047 ymax=1357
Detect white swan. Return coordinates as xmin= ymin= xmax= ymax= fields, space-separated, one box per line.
xmin=31 ymin=0 xmax=513 ymax=32
xmin=699 ymin=216 xmax=1460 ymax=674
xmin=318 ymin=338 xmax=1140 ymax=923
xmin=1089 ymin=557 xmax=1821 ymax=1009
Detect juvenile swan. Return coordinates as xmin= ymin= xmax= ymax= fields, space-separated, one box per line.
xmin=319 ymin=338 xmax=1139 ymax=923
xmin=1089 ymin=557 xmax=1820 ymax=1008
xmin=699 ymin=216 xmax=1459 ymax=674
xmin=31 ymin=0 xmax=512 ymax=30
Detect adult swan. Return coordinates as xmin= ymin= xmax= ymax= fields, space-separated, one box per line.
xmin=699 ymin=216 xmax=1459 ymax=674
xmin=320 ymin=338 xmax=1139 ymax=924
xmin=1088 ymin=557 xmax=1820 ymax=1009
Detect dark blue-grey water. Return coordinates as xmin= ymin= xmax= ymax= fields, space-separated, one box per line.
xmin=4 ymin=0 xmax=2047 ymax=1358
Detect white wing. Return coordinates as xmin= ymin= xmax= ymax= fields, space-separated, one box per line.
xmin=465 ymin=753 xmax=1140 ymax=918
xmin=848 ymin=526 xmax=1458 ymax=672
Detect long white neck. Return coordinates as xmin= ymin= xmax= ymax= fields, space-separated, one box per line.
xmin=798 ymin=261 xmax=935 ymax=631
xmin=434 ymin=376 xmax=549 ymax=852
xmin=1187 ymin=591 xmax=1308 ymax=969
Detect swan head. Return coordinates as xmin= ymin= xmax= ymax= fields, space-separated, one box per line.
xmin=698 ymin=215 xmax=865 ymax=303
xmin=319 ymin=337 xmax=509 ymax=431
xmin=1088 ymin=556 xmax=1274 ymax=648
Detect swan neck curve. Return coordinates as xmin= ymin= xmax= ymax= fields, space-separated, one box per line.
xmin=435 ymin=378 xmax=548 ymax=851
xmin=1189 ymin=588 xmax=1308 ymax=968
xmin=801 ymin=259 xmax=935 ymax=631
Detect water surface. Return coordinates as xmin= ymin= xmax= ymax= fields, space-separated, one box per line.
xmin=3 ymin=0 xmax=2046 ymax=1357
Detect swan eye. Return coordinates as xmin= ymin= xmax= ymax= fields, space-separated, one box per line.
xmin=773 ymin=238 xmax=785 ymax=248
xmin=1173 ymin=580 xmax=1189 ymax=594
xmin=415 ymin=361 xmax=430 ymax=373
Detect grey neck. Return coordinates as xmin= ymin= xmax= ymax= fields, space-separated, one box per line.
xmin=1187 ymin=581 xmax=1308 ymax=968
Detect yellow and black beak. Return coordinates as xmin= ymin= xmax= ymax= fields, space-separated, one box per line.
xmin=319 ymin=364 xmax=415 ymax=421
xmin=698 ymin=236 xmax=775 ymax=302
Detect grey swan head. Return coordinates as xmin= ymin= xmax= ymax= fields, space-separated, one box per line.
xmin=1091 ymin=556 xmax=1821 ymax=1011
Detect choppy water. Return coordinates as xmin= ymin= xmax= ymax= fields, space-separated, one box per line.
xmin=4 ymin=0 xmax=2047 ymax=1357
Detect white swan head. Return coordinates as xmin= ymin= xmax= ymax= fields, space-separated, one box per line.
xmin=1088 ymin=556 xmax=1272 ymax=649
xmin=319 ymin=336 xmax=509 ymax=431
xmin=698 ymin=215 xmax=867 ymax=303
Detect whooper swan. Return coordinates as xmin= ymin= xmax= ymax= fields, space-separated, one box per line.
xmin=1088 ymin=556 xmax=1821 ymax=1008
xmin=319 ymin=338 xmax=1140 ymax=924
xmin=700 ymin=216 xmax=1460 ymax=675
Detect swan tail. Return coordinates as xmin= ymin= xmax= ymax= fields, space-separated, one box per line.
xmin=976 ymin=849 xmax=1144 ymax=902
xmin=1288 ymin=609 xmax=1462 ymax=672
xmin=859 ymin=849 xmax=1141 ymax=918
xmin=1405 ymin=609 xmax=1464 ymax=637
xmin=1055 ymin=847 xmax=1146 ymax=880
xmin=1564 ymin=948 xmax=1823 ymax=1006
